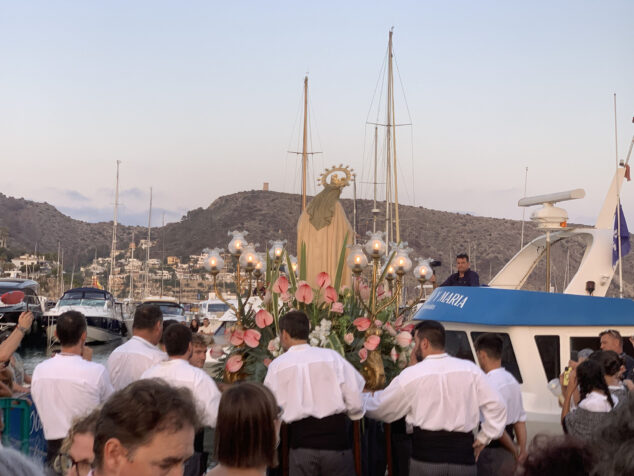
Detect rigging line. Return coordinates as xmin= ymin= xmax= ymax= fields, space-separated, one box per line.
xmin=410 ymin=123 xmax=415 ymax=207
xmin=393 ymin=54 xmax=413 ymax=123
xmin=365 ymin=47 xmax=390 ymax=124
xmin=284 ymin=87 xmax=305 ymax=193
xmin=307 ymin=88 xmax=325 ymax=183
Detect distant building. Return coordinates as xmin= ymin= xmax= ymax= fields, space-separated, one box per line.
xmin=263 ymin=182 xmax=269 ymax=191
xmin=11 ymin=254 xmax=47 ymax=268
xmin=167 ymin=256 xmax=180 ymax=265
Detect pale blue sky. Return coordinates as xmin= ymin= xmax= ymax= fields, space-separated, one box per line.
xmin=1 ymin=1 xmax=633 ymax=228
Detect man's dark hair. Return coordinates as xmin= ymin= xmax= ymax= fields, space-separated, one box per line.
xmin=93 ymin=379 xmax=201 ymax=470
xmin=159 ymin=319 xmax=179 ymax=345
xmin=474 ymin=333 xmax=503 ymax=360
xmin=56 ymin=311 xmax=87 ymax=347
xmin=577 ymin=359 xmax=614 ymax=408
xmin=163 ymin=324 xmax=192 ymax=356
xmin=413 ymin=320 xmax=445 ymax=349
xmin=215 ymin=382 xmax=279 ymax=469
xmin=279 ymin=311 xmax=310 ymax=340
xmin=456 ymin=253 xmax=469 ymax=262
xmin=133 ymin=304 xmax=163 ymax=331
xmin=519 ymin=434 xmax=594 ymax=476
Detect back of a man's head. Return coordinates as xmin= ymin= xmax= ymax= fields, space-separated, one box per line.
xmin=279 ymin=311 xmax=310 ymax=340
xmin=474 ymin=333 xmax=503 ymax=360
xmin=133 ymin=305 xmax=163 ymax=331
xmin=414 ymin=320 xmax=445 ymax=350
xmin=163 ymin=324 xmax=192 ymax=357
xmin=56 ymin=311 xmax=87 ymax=347
xmin=93 ymin=379 xmax=200 ymax=471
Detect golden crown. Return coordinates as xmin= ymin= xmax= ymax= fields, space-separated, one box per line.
xmin=318 ymin=165 xmax=355 ymax=188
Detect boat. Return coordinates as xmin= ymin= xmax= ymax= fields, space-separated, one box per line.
xmin=0 ymin=279 xmax=47 ymax=345
xmin=45 ymin=287 xmax=125 ymax=343
xmin=141 ymin=296 xmax=187 ymax=323
xmin=413 ymin=162 xmax=634 ymax=436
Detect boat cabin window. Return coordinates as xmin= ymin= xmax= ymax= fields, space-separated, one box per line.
xmin=569 ymin=336 xmax=634 ymax=361
xmin=534 ymin=335 xmax=560 ymax=382
xmin=207 ymin=303 xmax=229 ymax=312
xmin=471 ymin=332 xmax=522 ymax=383
xmin=446 ymin=331 xmax=474 ymax=362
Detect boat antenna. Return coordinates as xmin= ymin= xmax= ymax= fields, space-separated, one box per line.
xmin=109 ymin=160 xmax=121 ymax=295
xmin=520 ymin=167 xmax=528 ymax=249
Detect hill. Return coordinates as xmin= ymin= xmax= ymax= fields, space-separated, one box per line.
xmin=0 ymin=190 xmax=632 ymax=296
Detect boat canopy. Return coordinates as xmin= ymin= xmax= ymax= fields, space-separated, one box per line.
xmin=413 ymin=286 xmax=634 ymax=327
xmin=61 ymin=287 xmax=113 ymax=300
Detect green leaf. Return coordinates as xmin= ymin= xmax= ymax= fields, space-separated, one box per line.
xmin=284 ymin=250 xmax=297 ymax=290
xmin=333 ymin=232 xmax=349 ymax=292
xmin=299 ymin=241 xmax=307 ymax=281
xmin=327 ymin=333 xmax=345 ymax=357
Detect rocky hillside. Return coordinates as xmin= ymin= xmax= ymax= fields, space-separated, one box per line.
xmin=1 ymin=190 xmax=632 ymax=296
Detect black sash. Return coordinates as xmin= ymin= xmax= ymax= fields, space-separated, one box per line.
xmin=411 ymin=428 xmax=475 ymax=465
xmin=288 ymin=413 xmax=350 ymax=451
xmin=488 ymin=424 xmax=515 ymax=448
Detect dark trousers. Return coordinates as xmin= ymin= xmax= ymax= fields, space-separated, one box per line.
xmin=45 ymin=438 xmax=63 ymax=466
xmin=289 ymin=448 xmax=355 ymax=476
xmin=409 ymin=459 xmax=477 ymax=476
xmin=476 ymin=447 xmax=515 ymax=476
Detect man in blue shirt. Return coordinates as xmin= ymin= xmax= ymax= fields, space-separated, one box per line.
xmin=440 ymin=253 xmax=480 ymax=287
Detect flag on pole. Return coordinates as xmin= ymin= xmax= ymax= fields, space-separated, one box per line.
xmin=613 ymin=203 xmax=631 ymax=266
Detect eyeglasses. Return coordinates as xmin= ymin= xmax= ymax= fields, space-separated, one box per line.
xmin=53 ymin=453 xmax=93 ymax=476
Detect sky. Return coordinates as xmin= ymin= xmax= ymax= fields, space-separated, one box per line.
xmin=1 ymin=1 xmax=633 ymax=228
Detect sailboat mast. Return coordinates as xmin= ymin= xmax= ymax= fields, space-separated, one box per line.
xmin=385 ymin=30 xmax=394 ymax=249
xmin=129 ymin=232 xmax=135 ymax=300
xmin=109 ymin=160 xmax=121 ymax=294
xmin=301 ymin=76 xmax=309 ymax=212
xmin=161 ymin=212 xmax=165 ymax=297
xmin=388 ymin=29 xmax=401 ymax=243
xmin=145 ymin=187 xmax=153 ymax=297
xmin=372 ymin=126 xmax=379 ymax=232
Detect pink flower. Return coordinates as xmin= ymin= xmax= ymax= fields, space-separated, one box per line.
xmin=295 ymin=282 xmax=314 ymax=304
xmin=317 ymin=272 xmax=331 ymax=288
xmin=344 ymin=333 xmax=354 ymax=345
xmin=353 ymin=317 xmax=371 ymax=332
xmin=244 ymin=329 xmax=262 ymax=348
xmin=331 ymin=302 xmax=344 ymax=314
xmin=384 ymin=322 xmax=397 ymax=337
xmin=364 ymin=335 xmax=381 ymax=351
xmin=394 ymin=315 xmax=404 ymax=329
xmin=226 ymin=354 xmax=243 ymax=373
xmin=255 ymin=309 xmax=274 ymax=328
xmin=324 ymin=286 xmax=338 ymax=304
xmin=390 ymin=347 xmax=399 ymax=362
xmin=377 ymin=284 xmax=386 ymax=299
xmin=230 ymin=329 xmax=245 ymax=346
xmin=263 ymin=358 xmax=272 ymax=368
xmin=374 ymin=320 xmax=383 ymax=328
xmin=395 ymin=331 xmax=412 ymax=348
xmin=281 ymin=292 xmax=292 ymax=303
xmin=402 ymin=324 xmax=415 ymax=333
xmin=272 ymin=275 xmax=289 ymax=294
xmin=267 ymin=340 xmax=278 ymax=352
xmin=359 ymin=348 xmax=368 ymax=363
xmin=359 ymin=283 xmax=371 ymax=302
xmin=209 ymin=345 xmax=223 ymax=359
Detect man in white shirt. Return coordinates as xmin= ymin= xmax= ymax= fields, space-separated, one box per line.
xmin=31 ymin=311 xmax=113 ymax=466
xmin=474 ymin=333 xmax=527 ymax=475
xmin=107 ymin=304 xmax=166 ymax=391
xmin=91 ymin=379 xmax=200 ymax=476
xmin=141 ymin=323 xmax=221 ymax=476
xmin=365 ymin=320 xmax=506 ymax=476
xmin=264 ymin=310 xmax=365 ymax=476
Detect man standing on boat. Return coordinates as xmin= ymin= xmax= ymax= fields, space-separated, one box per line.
xmin=599 ymin=329 xmax=634 ymax=379
xmin=440 ymin=253 xmax=480 ymax=287
xmin=474 ymin=333 xmax=527 ymax=475
xmin=365 ymin=320 xmax=506 ymax=476
xmin=106 ymin=304 xmax=166 ymax=391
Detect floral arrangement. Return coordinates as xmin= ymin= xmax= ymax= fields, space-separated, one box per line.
xmin=210 ymin=243 xmax=416 ymax=388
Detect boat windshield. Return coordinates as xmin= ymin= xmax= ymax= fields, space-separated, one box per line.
xmin=158 ymin=304 xmax=184 ymax=316
xmin=60 ymin=291 xmax=108 ymax=308
xmin=207 ymin=303 xmax=229 ymax=312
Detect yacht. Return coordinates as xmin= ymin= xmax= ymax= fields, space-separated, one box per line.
xmin=45 ymin=287 xmax=125 ymax=343
xmin=413 ymin=165 xmax=634 ymax=436
xmin=141 ymin=296 xmax=187 ymax=323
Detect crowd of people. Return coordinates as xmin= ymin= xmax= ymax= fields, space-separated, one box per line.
xmin=0 ymin=296 xmax=633 ymax=475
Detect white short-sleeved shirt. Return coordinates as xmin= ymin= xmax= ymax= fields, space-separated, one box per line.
xmin=364 ymin=353 xmax=507 ymax=445
xmin=486 ymin=367 xmax=527 ymax=425
xmin=107 ymin=336 xmax=167 ymax=391
xmin=140 ymin=358 xmax=221 ymax=427
xmin=31 ymin=354 xmax=113 ymax=440
xmin=264 ymin=343 xmax=366 ymax=423
xmin=578 ymin=391 xmax=617 ymax=412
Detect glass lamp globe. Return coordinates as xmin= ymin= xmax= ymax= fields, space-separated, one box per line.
xmin=228 ymin=231 xmax=247 ymax=257
xmin=203 ymin=248 xmax=224 ymax=275
xmin=239 ymin=243 xmax=258 ymax=271
xmin=394 ymin=250 xmax=413 ymax=275
xmin=414 ymin=259 xmax=433 ymax=281
xmin=347 ymin=244 xmax=368 ymax=274
xmin=364 ymin=232 xmax=386 ymax=259
xmin=268 ymin=240 xmax=286 ymax=261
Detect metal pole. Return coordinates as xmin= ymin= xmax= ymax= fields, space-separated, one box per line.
xmin=614 ymin=94 xmax=623 ymax=298
xmin=301 ymin=76 xmax=309 ymax=212
xmin=520 ymin=166 xmax=528 ymax=249
xmin=546 ymin=231 xmax=551 ymax=293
